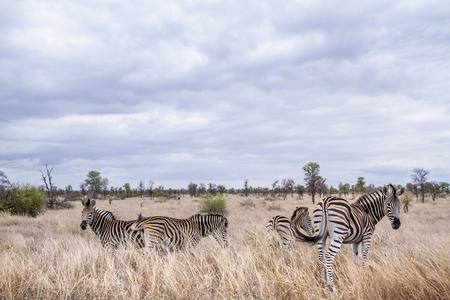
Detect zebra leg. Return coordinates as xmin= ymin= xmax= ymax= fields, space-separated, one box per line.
xmin=141 ymin=230 xmax=151 ymax=255
xmin=213 ymin=232 xmax=228 ymax=248
xmin=352 ymin=242 xmax=360 ymax=258
xmin=317 ymin=239 xmax=326 ymax=284
xmin=142 ymin=230 xmax=166 ymax=254
xmin=360 ymin=239 xmax=372 ymax=269
xmin=325 ymin=238 xmax=344 ymax=292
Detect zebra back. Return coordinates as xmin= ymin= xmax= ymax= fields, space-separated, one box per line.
xmin=130 ymin=213 xmax=228 ymax=251
xmin=267 ymin=215 xmax=292 ymax=247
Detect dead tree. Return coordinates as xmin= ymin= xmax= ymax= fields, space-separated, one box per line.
xmin=40 ymin=165 xmax=56 ymax=209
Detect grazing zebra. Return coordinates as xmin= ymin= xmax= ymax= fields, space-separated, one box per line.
xmin=292 ymin=184 xmax=404 ymax=291
xmin=267 ymin=206 xmax=313 ymax=247
xmin=130 ymin=213 xmax=228 ymax=253
xmin=80 ymin=198 xmax=143 ymax=252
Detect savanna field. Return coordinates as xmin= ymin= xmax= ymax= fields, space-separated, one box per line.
xmin=0 ymin=194 xmax=449 ymax=299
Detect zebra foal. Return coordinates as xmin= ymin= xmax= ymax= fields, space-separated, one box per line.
xmin=130 ymin=213 xmax=228 ymax=253
xmin=293 ymin=184 xmax=404 ymax=291
xmin=80 ymin=198 xmax=143 ymax=252
xmin=267 ymin=206 xmax=313 ymax=247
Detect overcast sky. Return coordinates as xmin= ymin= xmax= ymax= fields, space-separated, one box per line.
xmin=1 ymin=0 xmax=449 ymax=191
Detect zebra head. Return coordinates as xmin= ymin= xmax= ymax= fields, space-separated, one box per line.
xmin=382 ymin=184 xmax=405 ymax=230
xmin=80 ymin=198 xmax=96 ymax=230
xmin=291 ymin=206 xmax=313 ymax=235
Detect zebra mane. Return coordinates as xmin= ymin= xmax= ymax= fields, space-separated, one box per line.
xmin=94 ymin=207 xmax=117 ymax=220
xmin=188 ymin=214 xmax=228 ymax=227
xmin=354 ymin=184 xmax=397 ymax=205
xmin=188 ymin=213 xmax=224 ymax=219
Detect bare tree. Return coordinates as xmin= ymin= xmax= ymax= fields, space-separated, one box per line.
xmin=138 ymin=180 xmax=146 ymax=198
xmin=0 ymin=171 xmax=12 ymax=187
xmin=40 ymin=165 xmax=56 ymax=209
xmin=411 ymin=168 xmax=429 ymax=203
xmin=40 ymin=165 xmax=73 ymax=209
xmin=271 ymin=180 xmax=279 ymax=198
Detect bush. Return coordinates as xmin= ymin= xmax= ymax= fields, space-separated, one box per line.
xmin=0 ymin=184 xmax=46 ymax=217
xmin=401 ymin=191 xmax=414 ymax=213
xmin=198 ymin=194 xmax=228 ymax=215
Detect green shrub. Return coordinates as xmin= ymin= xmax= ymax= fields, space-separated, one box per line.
xmin=401 ymin=191 xmax=414 ymax=213
xmin=0 ymin=184 xmax=46 ymax=217
xmin=198 ymin=194 xmax=228 ymax=215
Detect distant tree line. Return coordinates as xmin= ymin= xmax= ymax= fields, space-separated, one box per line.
xmin=0 ymin=163 xmax=448 ymax=218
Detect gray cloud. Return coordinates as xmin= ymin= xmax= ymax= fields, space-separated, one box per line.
xmin=1 ymin=0 xmax=449 ymax=190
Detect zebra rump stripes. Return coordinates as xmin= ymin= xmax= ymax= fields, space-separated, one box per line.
xmin=130 ymin=213 xmax=228 ymax=252
xmin=267 ymin=206 xmax=313 ymax=247
xmin=292 ymin=184 xmax=404 ymax=291
xmin=80 ymin=198 xmax=143 ymax=252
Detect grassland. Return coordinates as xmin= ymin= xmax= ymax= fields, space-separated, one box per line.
xmin=0 ymin=194 xmax=449 ymax=299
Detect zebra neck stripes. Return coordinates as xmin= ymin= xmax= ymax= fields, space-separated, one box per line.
xmin=89 ymin=207 xmax=116 ymax=235
xmin=353 ymin=190 xmax=386 ymax=225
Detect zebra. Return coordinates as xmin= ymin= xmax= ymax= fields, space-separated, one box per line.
xmin=80 ymin=198 xmax=143 ymax=252
xmin=292 ymin=184 xmax=404 ymax=291
xmin=129 ymin=213 xmax=228 ymax=253
xmin=266 ymin=206 xmax=313 ymax=247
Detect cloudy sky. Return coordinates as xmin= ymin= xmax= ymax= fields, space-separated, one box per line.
xmin=1 ymin=0 xmax=449 ymax=191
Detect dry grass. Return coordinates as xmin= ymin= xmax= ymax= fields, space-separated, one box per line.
xmin=0 ymin=194 xmax=449 ymax=299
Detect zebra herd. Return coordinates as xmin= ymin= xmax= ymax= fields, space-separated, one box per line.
xmin=80 ymin=184 xmax=404 ymax=291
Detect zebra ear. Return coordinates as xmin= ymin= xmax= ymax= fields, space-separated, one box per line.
xmin=137 ymin=213 xmax=143 ymax=222
xmin=382 ymin=185 xmax=393 ymax=195
xmin=382 ymin=185 xmax=395 ymax=196
xmin=86 ymin=198 xmax=95 ymax=208
xmin=81 ymin=198 xmax=86 ymax=207
xmin=397 ymin=187 xmax=405 ymax=196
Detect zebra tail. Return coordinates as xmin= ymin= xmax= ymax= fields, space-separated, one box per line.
xmin=291 ymin=209 xmax=327 ymax=246
xmin=130 ymin=213 xmax=144 ymax=231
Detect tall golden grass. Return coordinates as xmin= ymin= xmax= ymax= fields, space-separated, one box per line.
xmin=0 ymin=194 xmax=449 ymax=299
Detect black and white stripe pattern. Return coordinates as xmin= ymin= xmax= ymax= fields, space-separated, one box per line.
xmin=130 ymin=213 xmax=228 ymax=252
xmin=80 ymin=198 xmax=143 ymax=252
xmin=267 ymin=206 xmax=313 ymax=247
xmin=293 ymin=184 xmax=404 ymax=291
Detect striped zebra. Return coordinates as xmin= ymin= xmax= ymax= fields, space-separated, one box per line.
xmin=292 ymin=184 xmax=404 ymax=291
xmin=267 ymin=206 xmax=313 ymax=247
xmin=80 ymin=198 xmax=143 ymax=252
xmin=130 ymin=213 xmax=228 ymax=253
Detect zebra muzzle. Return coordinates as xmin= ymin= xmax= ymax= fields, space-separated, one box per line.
xmin=392 ymin=217 xmax=401 ymax=229
xmin=80 ymin=221 xmax=88 ymax=230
